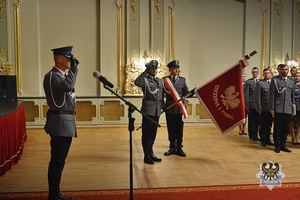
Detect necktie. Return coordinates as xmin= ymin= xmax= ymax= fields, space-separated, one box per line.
xmin=284 ymin=78 xmax=287 ymax=86
xmin=153 ymin=78 xmax=158 ymax=85
xmin=173 ymin=77 xmax=176 ymax=83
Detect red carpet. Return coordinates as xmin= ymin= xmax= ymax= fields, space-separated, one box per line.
xmin=1 ymin=183 xmax=300 ymax=200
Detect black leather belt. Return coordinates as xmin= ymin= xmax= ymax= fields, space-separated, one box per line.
xmin=48 ymin=110 xmax=76 ymax=115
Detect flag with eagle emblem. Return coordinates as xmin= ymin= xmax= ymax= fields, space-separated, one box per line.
xmin=195 ymin=57 xmax=250 ymax=134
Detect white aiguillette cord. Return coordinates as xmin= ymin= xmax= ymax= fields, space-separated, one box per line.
xmin=49 ymin=71 xmax=66 ymax=108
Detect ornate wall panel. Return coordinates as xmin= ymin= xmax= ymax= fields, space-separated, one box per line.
xmin=20 ymin=97 xmax=209 ymax=126
xmin=127 ymin=0 xmax=140 ymax=63
xmin=152 ymin=0 xmax=164 ymax=63
xmin=23 ymin=101 xmax=39 ymax=122
xmin=124 ymin=0 xmax=140 ymax=96
xmin=0 ymin=0 xmax=13 ymax=75
xmin=0 ymin=0 xmax=8 ymax=61
xmin=76 ymin=101 xmax=96 ymax=121
xmin=294 ymin=0 xmax=300 ymax=62
xmin=42 ymin=103 xmax=48 ymax=119
xmin=196 ymin=102 xmax=211 ymax=120
xmin=123 ymin=0 xmax=167 ymax=96
xmin=186 ymin=100 xmax=192 ymax=116
xmin=168 ymin=0 xmax=175 ymax=60
xmin=269 ymin=0 xmax=284 ymax=74
xmin=99 ymin=100 xmax=124 ymax=121
xmin=13 ymin=0 xmax=22 ymax=94
xmin=115 ymin=0 xmax=123 ymax=92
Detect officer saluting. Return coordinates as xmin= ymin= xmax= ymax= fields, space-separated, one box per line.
xmin=269 ymin=63 xmax=295 ymax=153
xmin=134 ymin=60 xmax=164 ymax=164
xmin=43 ymin=46 xmax=79 ymax=200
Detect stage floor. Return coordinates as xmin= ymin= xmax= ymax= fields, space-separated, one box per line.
xmin=1 ymin=125 xmax=300 ymax=193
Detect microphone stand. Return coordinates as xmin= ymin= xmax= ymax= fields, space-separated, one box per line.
xmin=102 ymin=84 xmax=160 ymax=200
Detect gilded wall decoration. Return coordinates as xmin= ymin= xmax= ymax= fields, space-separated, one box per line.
xmin=0 ymin=0 xmax=5 ymax=20
xmin=124 ymin=0 xmax=167 ymax=96
xmin=168 ymin=0 xmax=176 ymax=60
xmin=269 ymin=51 xmax=280 ymax=75
xmin=0 ymin=0 xmax=8 ymax=63
xmin=154 ymin=0 xmax=163 ymax=22
xmin=152 ymin=0 xmax=164 ymax=65
xmin=266 ymin=0 xmax=284 ymax=75
xmin=123 ymin=51 xmax=167 ymax=96
xmin=0 ymin=49 xmax=12 ymax=75
xmin=115 ymin=0 xmax=123 ymax=92
xmin=294 ymin=0 xmax=300 ymax=59
xmin=130 ymin=0 xmax=138 ymax=22
xmin=257 ymin=0 xmax=267 ymax=70
xmin=273 ymin=0 xmax=283 ymax=25
xmin=13 ymin=0 xmax=22 ymax=94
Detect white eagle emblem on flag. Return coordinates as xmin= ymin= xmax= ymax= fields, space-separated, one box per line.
xmin=220 ymin=86 xmax=240 ymax=110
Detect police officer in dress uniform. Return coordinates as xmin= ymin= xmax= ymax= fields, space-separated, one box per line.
xmin=290 ymin=72 xmax=300 ymax=144
xmin=255 ymin=68 xmax=274 ymax=146
xmin=43 ymin=46 xmax=79 ymax=200
xmin=269 ymin=64 xmax=295 ymax=153
xmin=163 ymin=60 xmax=193 ymax=157
xmin=244 ymin=67 xmax=261 ymax=141
xmin=134 ymin=60 xmax=164 ymax=164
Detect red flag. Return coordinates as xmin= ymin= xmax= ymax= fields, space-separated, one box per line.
xmin=195 ymin=58 xmax=249 ymax=134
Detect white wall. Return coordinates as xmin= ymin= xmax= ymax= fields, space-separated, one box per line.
xmin=7 ymin=0 xmax=292 ymax=97
xmin=21 ymin=0 xmax=99 ymax=96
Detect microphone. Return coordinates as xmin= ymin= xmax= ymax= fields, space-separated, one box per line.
xmin=93 ymin=71 xmax=114 ymax=88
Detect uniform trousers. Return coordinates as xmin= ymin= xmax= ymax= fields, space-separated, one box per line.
xmin=141 ymin=115 xmax=159 ymax=152
xmin=248 ymin=109 xmax=260 ymax=139
xmin=48 ymin=135 xmax=72 ymax=200
xmin=259 ymin=112 xmax=273 ymax=144
xmin=166 ymin=113 xmax=184 ymax=149
xmin=273 ymin=113 xmax=291 ymax=148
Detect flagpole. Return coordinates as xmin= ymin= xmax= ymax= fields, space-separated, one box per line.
xmin=244 ymin=51 xmax=257 ymax=61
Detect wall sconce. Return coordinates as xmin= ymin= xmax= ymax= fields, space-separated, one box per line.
xmin=285 ymin=53 xmax=299 ymax=68
xmin=287 ymin=60 xmax=299 ymax=67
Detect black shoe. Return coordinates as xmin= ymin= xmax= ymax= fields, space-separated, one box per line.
xmin=144 ymin=155 xmax=154 ymax=164
xmin=58 ymin=194 xmax=74 ymax=200
xmin=242 ymin=132 xmax=247 ymax=135
xmin=280 ymin=147 xmax=292 ymax=153
xmin=239 ymin=132 xmax=243 ymax=135
xmin=150 ymin=154 xmax=162 ymax=162
xmin=250 ymin=137 xmax=259 ymax=141
xmin=260 ymin=143 xmax=266 ymax=146
xmin=176 ymin=149 xmax=186 ymax=157
xmin=274 ymin=148 xmax=280 ymax=153
xmin=164 ymin=148 xmax=176 ymax=156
